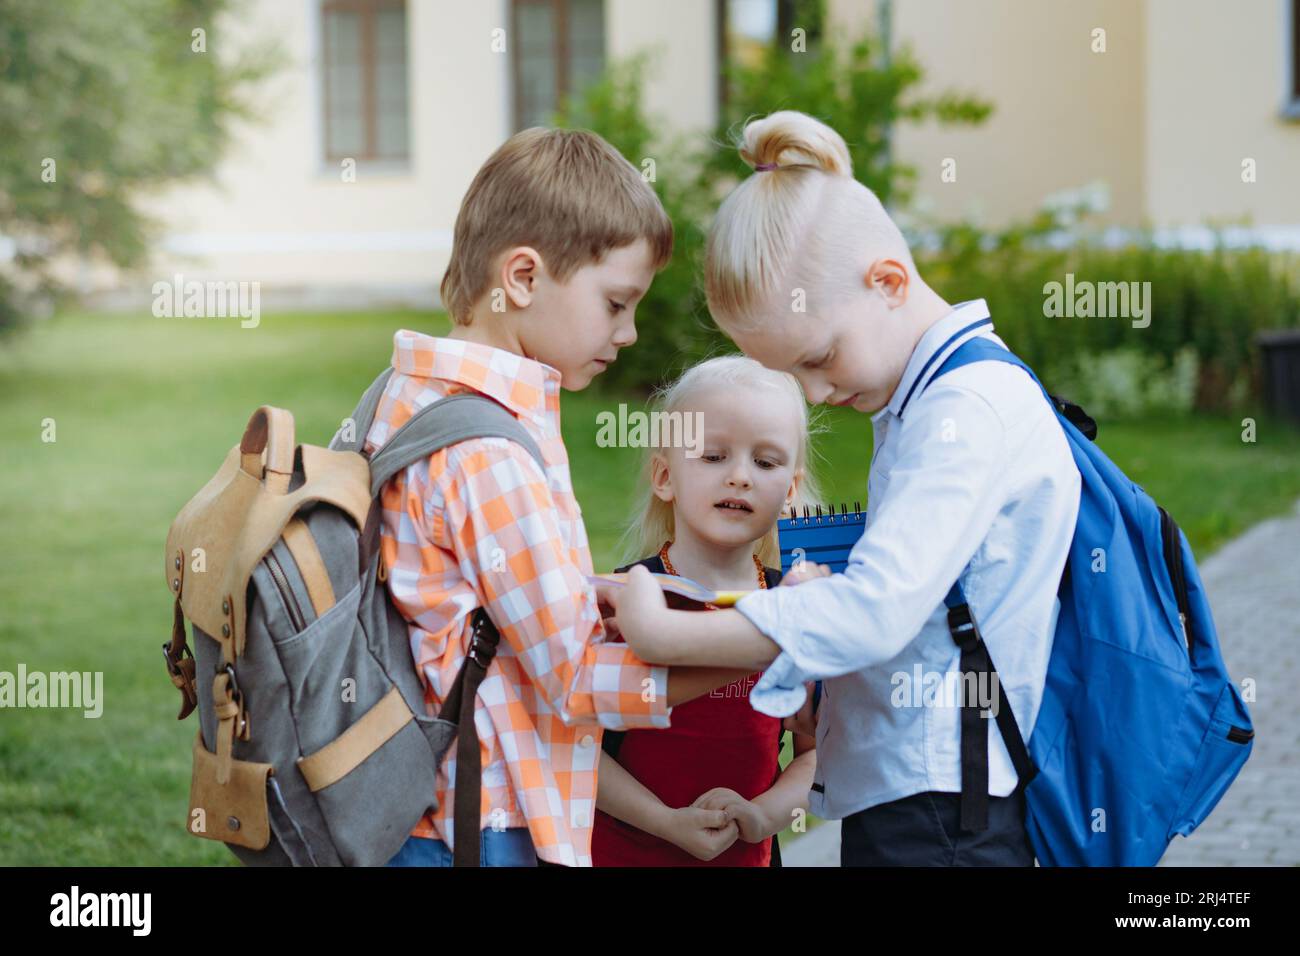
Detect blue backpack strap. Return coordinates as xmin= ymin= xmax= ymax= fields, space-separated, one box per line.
xmin=896 ymin=317 xmax=995 ymax=418
xmin=926 ymin=337 xmax=1098 ymax=440
xmin=922 ymin=337 xmax=1044 ymax=832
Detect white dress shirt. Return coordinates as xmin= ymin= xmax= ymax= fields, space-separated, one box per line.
xmin=735 ymin=299 xmax=1081 ymax=820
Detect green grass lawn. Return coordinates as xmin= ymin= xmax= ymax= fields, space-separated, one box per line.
xmin=2 ymin=310 xmax=1298 ymax=865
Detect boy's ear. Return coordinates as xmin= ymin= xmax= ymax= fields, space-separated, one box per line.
xmin=499 ymin=246 xmax=544 ymax=309
xmin=865 ymin=258 xmax=910 ymax=307
xmin=649 ymin=453 xmax=674 ymax=503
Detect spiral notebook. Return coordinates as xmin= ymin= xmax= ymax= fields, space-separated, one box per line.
xmin=777 ymin=502 xmax=867 ymax=575
xmin=589 ymin=502 xmax=867 ymax=608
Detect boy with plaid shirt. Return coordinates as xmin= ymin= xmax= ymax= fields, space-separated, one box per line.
xmin=377 ymin=128 xmax=755 ymax=867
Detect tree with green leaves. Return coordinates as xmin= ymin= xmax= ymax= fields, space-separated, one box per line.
xmin=0 ymin=0 xmax=275 ymax=331
xmin=557 ymin=24 xmax=992 ymax=394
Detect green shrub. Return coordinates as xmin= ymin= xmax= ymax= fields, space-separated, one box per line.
xmin=1049 ymin=347 xmax=1199 ymax=418
xmin=556 ymin=29 xmax=992 ymax=395
xmin=920 ymin=231 xmax=1300 ymax=414
xmin=555 ymin=35 xmax=1300 ymax=413
xmin=554 ymin=54 xmax=720 ymax=395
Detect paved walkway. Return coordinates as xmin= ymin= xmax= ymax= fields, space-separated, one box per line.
xmin=782 ymin=500 xmax=1300 ymax=867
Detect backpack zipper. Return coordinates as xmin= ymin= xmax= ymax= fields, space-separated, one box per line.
xmin=265 ymin=551 xmax=307 ymax=632
xmin=1158 ymin=505 xmax=1193 ymax=658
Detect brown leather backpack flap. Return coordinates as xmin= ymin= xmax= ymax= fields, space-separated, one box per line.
xmin=165 ymin=411 xmax=372 ymax=663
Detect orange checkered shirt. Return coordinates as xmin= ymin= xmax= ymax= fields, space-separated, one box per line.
xmin=362 ymin=330 xmax=673 ymax=866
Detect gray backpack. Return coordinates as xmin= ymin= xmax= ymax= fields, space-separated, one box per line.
xmin=162 ymin=368 xmax=543 ymax=866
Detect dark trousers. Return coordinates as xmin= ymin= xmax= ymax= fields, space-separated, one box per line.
xmin=840 ymin=790 xmax=1035 ymax=866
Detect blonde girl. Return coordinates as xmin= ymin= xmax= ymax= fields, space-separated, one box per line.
xmin=592 ymin=354 xmax=822 ymax=866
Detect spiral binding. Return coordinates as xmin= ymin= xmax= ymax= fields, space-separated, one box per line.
xmin=778 ymin=501 xmax=865 ymax=525
xmin=776 ymin=502 xmax=866 ymax=574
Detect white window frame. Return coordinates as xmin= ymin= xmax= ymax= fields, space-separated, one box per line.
xmin=309 ymin=0 xmax=414 ymax=176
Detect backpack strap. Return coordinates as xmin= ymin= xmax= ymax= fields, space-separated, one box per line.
xmin=331 ymin=367 xmax=395 ymax=455
xmin=921 ymin=337 xmax=1048 ymax=833
xmin=351 ymin=386 xmax=546 ymax=579
xmin=942 ymin=579 xmax=1038 ymax=832
xmin=919 ymin=335 xmax=1098 ymax=439
xmin=367 ymin=392 xmax=545 ymax=496
xmin=350 ymin=382 xmax=546 ymax=867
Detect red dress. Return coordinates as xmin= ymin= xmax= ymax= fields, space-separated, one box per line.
xmin=591 ymin=553 xmax=785 ymax=866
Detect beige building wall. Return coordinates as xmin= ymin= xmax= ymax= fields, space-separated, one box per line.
xmin=828 ymin=0 xmax=1147 ymax=228
xmin=83 ymin=0 xmax=1300 ymax=304
xmin=607 ymin=0 xmax=717 ymax=136
xmin=1144 ymin=0 xmax=1300 ymax=237
xmin=829 ymin=0 xmax=1299 ymax=237
xmin=109 ymin=0 xmax=714 ymax=306
xmin=131 ymin=0 xmax=508 ymax=303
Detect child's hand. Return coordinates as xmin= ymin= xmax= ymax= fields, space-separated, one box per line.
xmin=662 ymin=806 xmax=740 ymax=861
xmin=780 ymin=561 xmax=831 ymax=586
xmin=782 ymin=681 xmax=820 ymax=737
xmin=693 ymin=787 xmax=772 ymax=844
xmin=604 ymin=564 xmax=670 ymax=662
xmin=594 ymin=592 xmax=622 ymax=641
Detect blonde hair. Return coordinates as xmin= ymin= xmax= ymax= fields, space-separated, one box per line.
xmin=705 ymin=110 xmax=916 ymax=330
xmin=621 ymin=354 xmax=825 ymax=569
xmin=440 ymin=127 xmax=674 ymax=324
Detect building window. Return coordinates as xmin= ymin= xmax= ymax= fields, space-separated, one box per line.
xmin=511 ymin=0 xmax=606 ymax=131
xmin=321 ymin=0 xmax=410 ymax=162
xmin=716 ymin=0 xmax=824 ymax=115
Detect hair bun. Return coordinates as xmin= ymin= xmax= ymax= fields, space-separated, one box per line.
xmin=739 ymin=110 xmax=853 ymax=177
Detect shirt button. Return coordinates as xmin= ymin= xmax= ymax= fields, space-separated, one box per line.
xmin=573 ymin=810 xmax=588 ymax=828
xmin=579 ymin=734 xmax=594 ymax=748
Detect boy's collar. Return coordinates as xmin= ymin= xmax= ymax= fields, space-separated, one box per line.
xmin=879 ymin=299 xmax=994 ymax=422
xmin=389 ymin=328 xmax=561 ymax=426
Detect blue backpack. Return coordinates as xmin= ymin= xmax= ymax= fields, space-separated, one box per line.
xmin=922 ymin=334 xmax=1254 ymax=866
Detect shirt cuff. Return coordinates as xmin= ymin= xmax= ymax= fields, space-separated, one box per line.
xmin=582 ymin=643 xmax=673 ymax=729
xmin=735 ymin=589 xmax=810 ymax=718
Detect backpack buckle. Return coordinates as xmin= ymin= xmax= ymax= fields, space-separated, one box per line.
xmin=468 ymin=633 xmax=495 ymax=667
xmin=946 ymin=604 xmax=982 ymax=652
xmin=223 ymin=663 xmax=242 ymax=702
xmin=466 ymin=612 xmax=497 ymax=668
xmin=162 ymin=640 xmax=192 ymax=677
xmin=222 ymin=664 xmax=251 ymax=740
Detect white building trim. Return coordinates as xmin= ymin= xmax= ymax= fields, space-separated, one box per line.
xmin=159 ymin=229 xmax=453 ymax=255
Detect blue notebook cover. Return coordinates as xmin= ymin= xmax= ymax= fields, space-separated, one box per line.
xmin=777 ymin=502 xmax=866 ymax=575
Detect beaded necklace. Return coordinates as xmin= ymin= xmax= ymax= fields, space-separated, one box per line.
xmin=656 ymin=541 xmax=767 ymax=610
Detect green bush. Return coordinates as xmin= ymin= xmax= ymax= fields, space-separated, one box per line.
xmin=554 ymin=54 xmax=721 ymax=395
xmin=556 ymin=33 xmax=1300 ymax=413
xmin=1049 ymin=347 xmax=1200 ymax=418
xmin=920 ymin=229 xmax=1300 ymax=414
xmin=556 ymin=29 xmax=992 ymax=395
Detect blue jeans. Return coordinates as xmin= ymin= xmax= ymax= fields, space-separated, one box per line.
xmin=385 ymin=828 xmax=539 ymax=867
